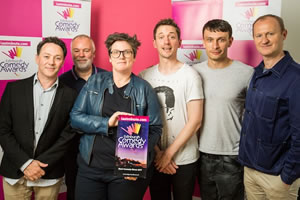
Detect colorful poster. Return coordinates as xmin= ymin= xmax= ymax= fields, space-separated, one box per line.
xmin=0 ymin=36 xmax=42 ymax=80
xmin=42 ymin=0 xmax=91 ymax=38
xmin=223 ymin=0 xmax=282 ymax=40
xmin=115 ymin=115 xmax=149 ymax=178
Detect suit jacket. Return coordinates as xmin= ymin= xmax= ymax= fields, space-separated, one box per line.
xmin=0 ymin=75 xmax=77 ymax=179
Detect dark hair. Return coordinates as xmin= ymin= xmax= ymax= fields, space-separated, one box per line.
xmin=202 ymin=19 xmax=233 ymax=38
xmin=153 ymin=18 xmax=181 ymax=40
xmin=105 ymin=33 xmax=141 ymax=58
xmin=37 ymin=37 xmax=67 ymax=58
xmin=253 ymin=14 xmax=285 ymax=34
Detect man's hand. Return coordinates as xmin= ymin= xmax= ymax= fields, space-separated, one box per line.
xmin=23 ymin=160 xmax=48 ymax=181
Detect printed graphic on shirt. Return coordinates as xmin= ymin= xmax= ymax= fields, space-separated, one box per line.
xmin=154 ymin=86 xmax=175 ymax=121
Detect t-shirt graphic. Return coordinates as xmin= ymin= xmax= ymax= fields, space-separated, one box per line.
xmin=154 ymin=86 xmax=175 ymax=121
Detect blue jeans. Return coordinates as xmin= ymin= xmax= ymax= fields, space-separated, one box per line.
xmin=149 ymin=161 xmax=198 ymax=200
xmin=198 ymin=153 xmax=244 ymax=200
xmin=75 ymin=155 xmax=152 ymax=200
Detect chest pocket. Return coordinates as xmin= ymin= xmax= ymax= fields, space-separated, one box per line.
xmin=261 ymin=95 xmax=279 ymax=120
xmin=255 ymin=90 xmax=279 ymax=121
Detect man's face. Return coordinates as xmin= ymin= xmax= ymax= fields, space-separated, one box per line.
xmin=203 ymin=29 xmax=233 ymax=62
xmin=35 ymin=43 xmax=64 ymax=81
xmin=71 ymin=37 xmax=95 ymax=72
xmin=153 ymin=25 xmax=181 ymax=60
xmin=253 ymin=17 xmax=287 ymax=59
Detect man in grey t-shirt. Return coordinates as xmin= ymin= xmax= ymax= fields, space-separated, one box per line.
xmin=193 ymin=19 xmax=253 ymax=200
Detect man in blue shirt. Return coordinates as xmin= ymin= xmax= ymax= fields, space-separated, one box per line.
xmin=60 ymin=34 xmax=105 ymax=200
xmin=239 ymin=14 xmax=300 ymax=200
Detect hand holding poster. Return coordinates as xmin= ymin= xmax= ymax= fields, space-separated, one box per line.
xmin=115 ymin=115 xmax=149 ymax=179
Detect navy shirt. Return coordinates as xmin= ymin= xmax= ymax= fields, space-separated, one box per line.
xmin=59 ymin=65 xmax=106 ymax=93
xmin=239 ymin=51 xmax=300 ymax=184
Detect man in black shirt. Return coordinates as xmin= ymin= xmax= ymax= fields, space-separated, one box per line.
xmin=60 ymin=34 xmax=105 ymax=200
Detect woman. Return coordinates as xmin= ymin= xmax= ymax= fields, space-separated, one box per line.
xmin=70 ymin=33 xmax=162 ymax=200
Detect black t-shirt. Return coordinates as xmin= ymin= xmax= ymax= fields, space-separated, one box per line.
xmin=90 ymin=83 xmax=131 ymax=169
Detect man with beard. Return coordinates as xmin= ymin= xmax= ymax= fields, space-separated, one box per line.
xmin=60 ymin=34 xmax=105 ymax=200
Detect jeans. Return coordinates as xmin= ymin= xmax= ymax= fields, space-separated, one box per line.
xmin=75 ymin=155 xmax=152 ymax=200
xmin=149 ymin=161 xmax=198 ymax=200
xmin=198 ymin=153 xmax=244 ymax=200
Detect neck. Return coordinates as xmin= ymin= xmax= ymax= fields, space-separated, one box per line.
xmin=37 ymin=73 xmax=57 ymax=90
xmin=113 ymin=70 xmax=131 ymax=88
xmin=75 ymin=65 xmax=93 ymax=81
xmin=207 ymin=57 xmax=233 ymax=69
xmin=263 ymin=51 xmax=285 ymax=69
xmin=158 ymin=58 xmax=183 ymax=75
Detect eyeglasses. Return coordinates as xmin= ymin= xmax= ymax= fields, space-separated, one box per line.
xmin=110 ymin=49 xmax=133 ymax=58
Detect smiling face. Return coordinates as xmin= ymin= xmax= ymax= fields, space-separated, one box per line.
xmin=153 ymin=25 xmax=181 ymax=60
xmin=253 ymin=16 xmax=287 ymax=59
xmin=110 ymin=41 xmax=135 ymax=74
xmin=35 ymin=42 xmax=64 ymax=81
xmin=203 ymin=29 xmax=233 ymax=62
xmin=71 ymin=37 xmax=95 ymax=72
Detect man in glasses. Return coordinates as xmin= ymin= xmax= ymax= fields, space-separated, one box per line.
xmin=60 ymin=34 xmax=105 ymax=200
xmin=140 ymin=18 xmax=204 ymax=200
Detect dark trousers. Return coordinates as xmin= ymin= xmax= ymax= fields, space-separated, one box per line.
xmin=64 ymin=135 xmax=80 ymax=200
xmin=149 ymin=161 xmax=198 ymax=200
xmin=75 ymin=155 xmax=152 ymax=200
xmin=198 ymin=153 xmax=244 ymax=200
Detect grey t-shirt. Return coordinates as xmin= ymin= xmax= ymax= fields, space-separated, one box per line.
xmin=193 ymin=60 xmax=254 ymax=155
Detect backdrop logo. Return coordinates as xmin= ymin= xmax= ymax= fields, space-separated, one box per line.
xmin=2 ymin=47 xmax=22 ymax=59
xmin=121 ymin=123 xmax=141 ymax=136
xmin=57 ymin=8 xmax=74 ymax=19
xmin=243 ymin=8 xmax=258 ymax=20
xmin=184 ymin=50 xmax=202 ymax=61
xmin=0 ymin=46 xmax=29 ymax=76
xmin=55 ymin=8 xmax=80 ymax=33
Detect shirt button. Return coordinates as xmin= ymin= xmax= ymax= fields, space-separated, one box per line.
xmin=38 ymin=118 xmax=41 ymax=120
xmin=35 ymin=132 xmax=38 ymax=135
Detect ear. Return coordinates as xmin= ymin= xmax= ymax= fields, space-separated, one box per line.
xmin=282 ymin=29 xmax=287 ymax=40
xmin=35 ymin=54 xmax=39 ymax=64
xmin=228 ymin=37 xmax=234 ymax=48
xmin=153 ymin=39 xmax=157 ymax=49
xmin=109 ymin=59 xmax=112 ymax=62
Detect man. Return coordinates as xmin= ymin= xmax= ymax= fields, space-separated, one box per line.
xmin=139 ymin=18 xmax=204 ymax=200
xmin=59 ymin=34 xmax=105 ymax=200
xmin=0 ymin=37 xmax=77 ymax=200
xmin=193 ymin=19 xmax=253 ymax=200
xmin=239 ymin=14 xmax=300 ymax=200
xmin=60 ymin=34 xmax=105 ymax=92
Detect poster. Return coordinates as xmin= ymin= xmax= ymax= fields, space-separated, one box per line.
xmin=115 ymin=115 xmax=149 ymax=178
xmin=0 ymin=36 xmax=42 ymax=80
xmin=42 ymin=0 xmax=91 ymax=38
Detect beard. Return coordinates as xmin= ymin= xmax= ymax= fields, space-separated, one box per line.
xmin=74 ymin=58 xmax=93 ymax=72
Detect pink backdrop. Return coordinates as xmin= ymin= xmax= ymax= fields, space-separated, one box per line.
xmin=0 ymin=0 xmax=173 ymax=199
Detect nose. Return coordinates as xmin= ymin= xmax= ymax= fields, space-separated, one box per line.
xmin=262 ymin=35 xmax=269 ymax=44
xmin=79 ymin=50 xmax=85 ymax=57
xmin=119 ymin=51 xmax=125 ymax=59
xmin=212 ymin=40 xmax=219 ymax=49
xmin=49 ymin=57 xmax=55 ymax=65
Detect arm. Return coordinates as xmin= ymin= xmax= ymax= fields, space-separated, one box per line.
xmin=70 ymin=82 xmax=110 ymax=135
xmin=156 ymin=99 xmax=203 ymax=171
xmin=0 ymin=83 xmax=31 ymax=170
xmin=280 ymin=79 xmax=300 ymax=185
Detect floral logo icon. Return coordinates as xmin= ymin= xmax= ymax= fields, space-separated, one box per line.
xmin=2 ymin=47 xmax=22 ymax=59
xmin=57 ymin=8 xmax=74 ymax=19
xmin=184 ymin=50 xmax=202 ymax=61
xmin=121 ymin=123 xmax=141 ymax=136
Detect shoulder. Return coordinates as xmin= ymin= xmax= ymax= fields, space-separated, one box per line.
xmin=192 ymin=61 xmax=207 ymax=72
xmin=95 ymin=67 xmax=107 ymax=73
xmin=181 ymin=64 xmax=202 ymax=80
xmin=139 ymin=65 xmax=158 ymax=78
